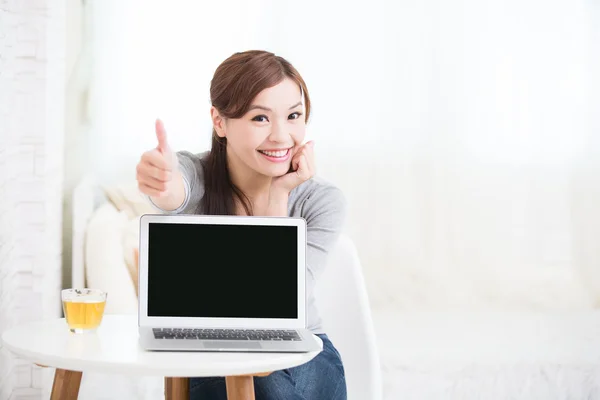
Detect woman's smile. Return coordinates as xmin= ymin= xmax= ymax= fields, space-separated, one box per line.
xmin=257 ymin=147 xmax=292 ymax=162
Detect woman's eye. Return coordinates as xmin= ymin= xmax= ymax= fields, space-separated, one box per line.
xmin=252 ymin=115 xmax=269 ymax=122
xmin=289 ymin=112 xmax=303 ymax=120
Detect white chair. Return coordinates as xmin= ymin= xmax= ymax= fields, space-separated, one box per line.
xmin=315 ymin=234 xmax=383 ymax=400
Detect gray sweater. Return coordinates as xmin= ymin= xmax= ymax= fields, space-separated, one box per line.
xmin=150 ymin=151 xmax=347 ymax=333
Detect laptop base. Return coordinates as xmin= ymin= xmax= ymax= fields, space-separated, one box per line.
xmin=139 ymin=328 xmax=321 ymax=353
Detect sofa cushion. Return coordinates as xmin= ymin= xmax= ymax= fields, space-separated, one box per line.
xmin=85 ymin=203 xmax=138 ymax=314
xmin=102 ymin=183 xmax=155 ymax=219
xmin=123 ymin=217 xmax=140 ymax=297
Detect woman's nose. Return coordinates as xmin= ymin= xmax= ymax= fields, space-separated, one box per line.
xmin=268 ymin=120 xmax=289 ymax=142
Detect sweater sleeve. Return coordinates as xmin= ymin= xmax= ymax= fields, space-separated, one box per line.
xmin=302 ymin=185 xmax=348 ymax=290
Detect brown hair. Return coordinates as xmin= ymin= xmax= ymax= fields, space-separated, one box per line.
xmin=200 ymin=50 xmax=311 ymax=216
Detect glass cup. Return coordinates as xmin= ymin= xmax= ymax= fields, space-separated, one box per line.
xmin=61 ymin=289 xmax=107 ymax=334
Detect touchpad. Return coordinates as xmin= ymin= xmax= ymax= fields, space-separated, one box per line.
xmin=204 ymin=341 xmax=262 ymax=349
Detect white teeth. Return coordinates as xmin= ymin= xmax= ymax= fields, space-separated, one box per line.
xmin=259 ymin=149 xmax=288 ymax=157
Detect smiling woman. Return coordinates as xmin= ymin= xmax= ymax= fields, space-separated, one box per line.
xmin=134 ymin=50 xmax=348 ymax=400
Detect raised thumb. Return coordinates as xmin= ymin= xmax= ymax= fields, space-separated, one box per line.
xmin=155 ymin=119 xmax=170 ymax=153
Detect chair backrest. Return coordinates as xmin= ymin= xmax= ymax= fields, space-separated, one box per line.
xmin=315 ymin=234 xmax=382 ymax=400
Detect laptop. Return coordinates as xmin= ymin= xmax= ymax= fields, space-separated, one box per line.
xmin=137 ymin=214 xmax=321 ymax=352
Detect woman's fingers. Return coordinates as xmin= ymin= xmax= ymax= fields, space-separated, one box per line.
xmin=138 ymin=182 xmax=166 ymax=197
xmin=294 ymin=141 xmax=315 ymax=178
xmin=303 ymin=141 xmax=315 ymax=176
xmin=141 ymin=149 xmax=173 ymax=172
xmin=136 ymin=173 xmax=168 ymax=192
xmin=137 ymin=157 xmax=172 ymax=181
xmin=295 ymin=154 xmax=310 ymax=180
xmin=136 ymin=150 xmax=174 ymax=197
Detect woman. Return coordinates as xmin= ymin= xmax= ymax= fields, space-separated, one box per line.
xmin=135 ymin=50 xmax=347 ymax=400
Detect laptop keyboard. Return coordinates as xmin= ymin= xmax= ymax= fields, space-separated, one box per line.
xmin=152 ymin=328 xmax=301 ymax=341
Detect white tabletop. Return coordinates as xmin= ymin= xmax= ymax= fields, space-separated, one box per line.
xmin=1 ymin=315 xmax=322 ymax=377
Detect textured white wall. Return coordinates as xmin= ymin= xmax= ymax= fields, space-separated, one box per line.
xmin=0 ymin=0 xmax=66 ymax=399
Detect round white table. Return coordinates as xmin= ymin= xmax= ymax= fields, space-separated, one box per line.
xmin=1 ymin=315 xmax=322 ymax=399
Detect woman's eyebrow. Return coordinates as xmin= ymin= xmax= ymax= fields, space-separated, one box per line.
xmin=248 ymin=105 xmax=271 ymax=112
xmin=247 ymin=101 xmax=303 ymax=112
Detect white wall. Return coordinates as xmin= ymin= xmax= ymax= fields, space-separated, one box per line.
xmin=0 ymin=0 xmax=66 ymax=398
xmin=83 ymin=0 xmax=600 ymax=312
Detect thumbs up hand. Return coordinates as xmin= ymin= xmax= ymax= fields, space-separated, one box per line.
xmin=136 ymin=119 xmax=179 ymax=198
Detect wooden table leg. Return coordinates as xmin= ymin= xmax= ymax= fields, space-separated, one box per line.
xmin=225 ymin=375 xmax=255 ymax=400
xmin=164 ymin=373 xmax=271 ymax=400
xmin=165 ymin=377 xmax=190 ymax=400
xmin=50 ymin=369 xmax=82 ymax=400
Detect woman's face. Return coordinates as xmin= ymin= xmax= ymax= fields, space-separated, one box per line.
xmin=216 ymin=78 xmax=306 ymax=178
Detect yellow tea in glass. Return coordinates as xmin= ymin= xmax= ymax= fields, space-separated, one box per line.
xmin=61 ymin=289 xmax=107 ymax=334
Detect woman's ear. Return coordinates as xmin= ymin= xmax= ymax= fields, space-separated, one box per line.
xmin=210 ymin=106 xmax=226 ymax=138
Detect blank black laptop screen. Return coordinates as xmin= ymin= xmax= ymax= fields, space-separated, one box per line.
xmin=147 ymin=222 xmax=298 ymax=319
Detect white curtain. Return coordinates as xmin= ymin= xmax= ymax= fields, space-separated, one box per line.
xmin=82 ymin=0 xmax=600 ymax=311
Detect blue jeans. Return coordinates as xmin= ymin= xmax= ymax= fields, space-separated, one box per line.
xmin=189 ymin=334 xmax=347 ymax=400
